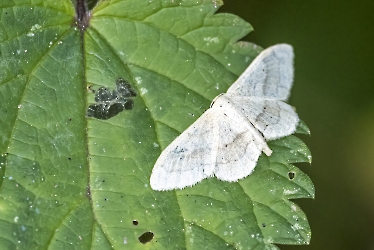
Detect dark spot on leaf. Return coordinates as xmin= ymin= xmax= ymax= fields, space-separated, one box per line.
xmin=133 ymin=220 xmax=139 ymax=226
xmin=138 ymin=232 xmax=154 ymax=244
xmin=288 ymin=172 xmax=295 ymax=180
xmin=102 ymin=180 xmax=105 ymax=182
xmin=124 ymin=99 xmax=134 ymax=109
xmin=87 ymin=78 xmax=136 ymax=120
xmin=86 ymin=186 xmax=91 ymax=199
xmin=95 ymin=87 xmax=113 ymax=102
xmin=107 ymin=102 xmax=126 ymax=115
xmin=262 ymin=223 xmax=266 ymax=227
xmin=116 ymin=78 xmax=137 ymax=97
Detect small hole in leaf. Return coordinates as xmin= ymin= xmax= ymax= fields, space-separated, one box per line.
xmin=262 ymin=223 xmax=266 ymax=227
xmin=288 ymin=172 xmax=295 ymax=180
xmin=138 ymin=231 xmax=154 ymax=244
xmin=133 ymin=220 xmax=139 ymax=226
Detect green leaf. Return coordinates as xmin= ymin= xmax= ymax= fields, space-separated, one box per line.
xmin=0 ymin=0 xmax=314 ymax=249
xmin=295 ymin=120 xmax=311 ymax=135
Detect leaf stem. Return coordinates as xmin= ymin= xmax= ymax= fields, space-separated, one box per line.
xmin=76 ymin=0 xmax=90 ymax=31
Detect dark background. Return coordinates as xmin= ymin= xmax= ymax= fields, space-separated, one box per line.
xmin=221 ymin=1 xmax=374 ymax=249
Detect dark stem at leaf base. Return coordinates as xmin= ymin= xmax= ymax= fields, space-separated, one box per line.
xmin=75 ymin=0 xmax=90 ymax=31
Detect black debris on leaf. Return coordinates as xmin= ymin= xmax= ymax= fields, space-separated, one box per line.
xmin=116 ymin=78 xmax=137 ymax=97
xmin=95 ymin=87 xmax=113 ymax=102
xmin=87 ymin=78 xmax=136 ymax=120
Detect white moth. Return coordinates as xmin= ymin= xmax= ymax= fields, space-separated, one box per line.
xmin=150 ymin=44 xmax=299 ymax=191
